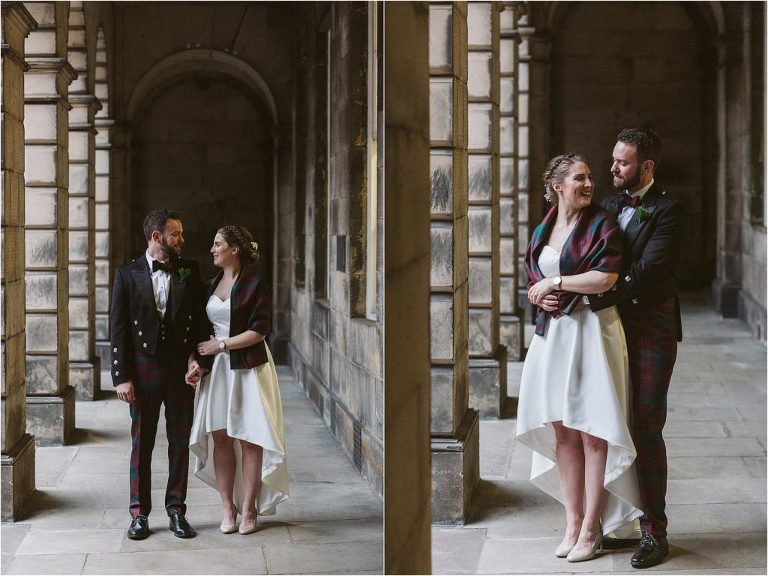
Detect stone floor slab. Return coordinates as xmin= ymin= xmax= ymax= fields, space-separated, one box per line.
xmin=262 ymin=540 xmax=382 ymax=574
xmin=83 ymin=547 xmax=268 ymax=575
xmin=15 ymin=529 xmax=124 ymax=555
xmin=287 ymin=517 xmax=382 ymax=545
xmin=667 ymin=503 xmax=766 ymax=534
xmin=432 ymin=527 xmax=486 ymax=574
xmin=476 ymin=536 xmax=615 ymax=574
xmin=4 ymin=553 xmax=87 ymax=575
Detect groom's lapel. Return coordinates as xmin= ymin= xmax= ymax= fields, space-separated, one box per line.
xmin=623 ymin=185 xmax=661 ymax=251
xmin=170 ymin=266 xmax=187 ymax=321
xmin=132 ymin=257 xmax=157 ymax=316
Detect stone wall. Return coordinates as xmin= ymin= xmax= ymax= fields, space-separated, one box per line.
xmin=288 ymin=3 xmax=384 ymax=496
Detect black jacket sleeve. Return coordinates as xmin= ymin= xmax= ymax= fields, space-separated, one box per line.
xmin=109 ymin=267 xmax=133 ymax=386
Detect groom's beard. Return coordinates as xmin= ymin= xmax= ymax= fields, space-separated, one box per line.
xmin=159 ymin=236 xmax=182 ymax=259
xmin=613 ymin=166 xmax=642 ymax=192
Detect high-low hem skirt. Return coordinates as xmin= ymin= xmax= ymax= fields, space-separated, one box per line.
xmin=516 ymin=306 xmax=643 ymax=534
xmin=189 ymin=344 xmax=289 ymax=516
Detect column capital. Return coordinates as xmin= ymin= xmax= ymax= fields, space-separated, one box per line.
xmin=26 ymin=57 xmax=78 ymax=84
xmin=1 ymin=3 xmax=38 ymax=39
xmin=1 ymin=44 xmax=30 ymax=71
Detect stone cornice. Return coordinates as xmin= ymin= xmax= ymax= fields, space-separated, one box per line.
xmin=26 ymin=58 xmax=78 ymax=85
xmin=1 ymin=3 xmax=38 ymax=38
xmin=0 ymin=43 xmax=30 ymax=71
xmin=69 ymin=93 xmax=103 ymax=113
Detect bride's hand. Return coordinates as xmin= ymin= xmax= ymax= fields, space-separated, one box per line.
xmin=528 ymin=278 xmax=557 ymax=306
xmin=196 ymin=336 xmax=220 ymax=356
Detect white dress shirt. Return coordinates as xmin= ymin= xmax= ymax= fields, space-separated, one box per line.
xmin=618 ymin=178 xmax=654 ymax=232
xmin=145 ymin=252 xmax=171 ymax=317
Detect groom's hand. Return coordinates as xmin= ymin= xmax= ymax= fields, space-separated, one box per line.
xmin=116 ymin=381 xmax=135 ymax=403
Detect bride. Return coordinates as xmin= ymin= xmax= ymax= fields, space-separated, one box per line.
xmin=517 ymin=154 xmax=642 ymax=562
xmin=185 ymin=225 xmax=288 ymax=535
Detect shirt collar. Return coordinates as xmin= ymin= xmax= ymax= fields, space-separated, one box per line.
xmin=629 ymin=178 xmax=654 ymax=200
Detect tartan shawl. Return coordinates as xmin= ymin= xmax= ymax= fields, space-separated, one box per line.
xmin=201 ymin=265 xmax=272 ymax=369
xmin=525 ymin=203 xmax=623 ymax=336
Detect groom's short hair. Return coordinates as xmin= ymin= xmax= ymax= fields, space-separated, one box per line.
xmin=143 ymin=209 xmax=182 ymax=241
xmin=617 ymin=128 xmax=662 ymax=169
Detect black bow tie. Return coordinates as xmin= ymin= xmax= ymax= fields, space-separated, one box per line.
xmin=619 ymin=193 xmax=641 ymax=209
xmin=152 ymin=260 xmax=173 ymax=273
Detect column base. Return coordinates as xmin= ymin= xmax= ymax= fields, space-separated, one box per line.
xmin=1 ymin=433 xmax=36 ymax=522
xmin=431 ymin=408 xmax=480 ymax=525
xmin=469 ymin=345 xmax=509 ymax=419
xmin=70 ymin=358 xmax=102 ymax=400
xmin=499 ymin=311 xmax=524 ymax=361
xmin=26 ymin=386 xmax=76 ymax=446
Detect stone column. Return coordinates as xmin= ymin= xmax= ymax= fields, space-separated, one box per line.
xmin=67 ymin=1 xmax=101 ymax=399
xmin=24 ymin=1 xmax=77 ymax=445
xmin=498 ymin=2 xmax=525 ymax=361
xmin=383 ymin=4 xmax=431 ymax=571
xmin=1 ymin=1 xmax=37 ymax=522
xmin=466 ymin=2 xmax=508 ymax=419
xmin=429 ymin=1 xmax=480 ymax=524
xmin=515 ymin=13 xmax=537 ymax=332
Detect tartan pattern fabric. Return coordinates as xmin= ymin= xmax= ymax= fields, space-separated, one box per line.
xmin=129 ymin=349 xmax=194 ymax=517
xmin=525 ymin=203 xmax=623 ymax=336
xmin=202 ymin=265 xmax=272 ymax=369
xmin=621 ymin=296 xmax=678 ymax=539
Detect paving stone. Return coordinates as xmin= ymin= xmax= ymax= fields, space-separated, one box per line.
xmin=432 ymin=527 xmax=486 ymax=574
xmin=5 ymin=553 xmax=87 ymax=575
xmin=118 ymin=521 xmax=292 ymax=552
xmin=667 ymin=478 xmax=766 ymax=504
xmin=666 ymin=437 xmax=764 ymax=457
xmin=83 ymin=547 xmax=268 ymax=575
xmin=667 ymin=503 xmax=766 ymax=534
xmin=667 ymin=456 xmax=752 ymax=479
xmin=0 ymin=525 xmax=29 ymax=556
xmin=287 ymin=517 xmax=382 ymax=545
xmin=262 ymin=540 xmax=382 ymax=574
xmin=663 ymin=421 xmax=727 ymax=438
xmin=477 ymin=536 xmax=615 ymax=573
xmin=15 ymin=529 xmax=124 ymax=555
xmin=742 ymin=457 xmax=767 ymax=478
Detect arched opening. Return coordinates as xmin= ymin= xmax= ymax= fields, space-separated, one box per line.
xmin=548 ymin=1 xmax=716 ymax=289
xmin=125 ymin=51 xmax=277 ymax=287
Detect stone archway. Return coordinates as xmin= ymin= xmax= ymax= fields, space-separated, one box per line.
xmin=124 ymin=50 xmax=279 ymax=288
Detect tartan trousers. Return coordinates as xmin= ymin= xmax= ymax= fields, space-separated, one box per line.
xmin=620 ymin=297 xmax=679 ymax=539
xmin=129 ymin=349 xmax=195 ymax=518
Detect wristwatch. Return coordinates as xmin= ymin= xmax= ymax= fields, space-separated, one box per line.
xmin=218 ymin=339 xmax=227 ymax=352
xmin=552 ymin=276 xmax=562 ymax=288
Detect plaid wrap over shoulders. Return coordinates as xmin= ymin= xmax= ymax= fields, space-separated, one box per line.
xmin=525 ymin=203 xmax=623 ymax=336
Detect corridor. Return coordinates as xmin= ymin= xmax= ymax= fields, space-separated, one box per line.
xmin=1 ymin=367 xmax=383 ymax=575
xmin=433 ymin=294 xmax=767 ymax=574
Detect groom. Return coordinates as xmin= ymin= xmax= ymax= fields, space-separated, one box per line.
xmin=588 ymin=128 xmax=687 ymax=568
xmin=110 ymin=209 xmax=208 ymax=540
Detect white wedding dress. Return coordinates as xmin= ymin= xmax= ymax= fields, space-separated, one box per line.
xmin=516 ymin=246 xmax=642 ymax=534
xmin=189 ymin=295 xmax=289 ymax=515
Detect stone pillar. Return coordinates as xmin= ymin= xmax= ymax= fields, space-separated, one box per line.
xmin=466 ymin=2 xmax=507 ymax=419
xmin=1 ymin=1 xmax=37 ymax=522
xmin=23 ymin=1 xmax=77 ymax=445
xmin=515 ymin=13 xmax=537 ymax=332
xmin=429 ymin=1 xmax=480 ymax=525
xmin=498 ymin=2 xmax=525 ymax=361
xmin=67 ymin=1 xmax=101 ymax=399
xmin=383 ymin=4 xmax=431 ymax=571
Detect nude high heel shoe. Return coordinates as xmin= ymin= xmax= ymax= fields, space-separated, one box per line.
xmin=566 ymin=529 xmax=602 ymax=563
xmin=555 ymin=538 xmax=576 ymax=558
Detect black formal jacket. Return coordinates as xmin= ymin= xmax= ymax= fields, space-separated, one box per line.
xmin=202 ymin=265 xmax=272 ymax=370
xmin=109 ymin=255 xmax=208 ymax=385
xmin=589 ymin=183 xmax=688 ymax=340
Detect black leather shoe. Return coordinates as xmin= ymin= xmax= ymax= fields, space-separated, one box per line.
xmin=602 ymin=535 xmax=640 ymax=550
xmin=631 ymin=532 xmax=669 ymax=569
xmin=168 ymin=511 xmax=196 ymax=538
xmin=127 ymin=515 xmax=150 ymax=540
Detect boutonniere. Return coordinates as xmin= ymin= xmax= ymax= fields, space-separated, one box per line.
xmin=177 ymin=267 xmax=191 ymax=282
xmin=637 ymin=205 xmax=655 ymax=223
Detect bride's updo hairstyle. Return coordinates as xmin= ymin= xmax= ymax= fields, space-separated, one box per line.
xmin=217 ymin=225 xmax=261 ymax=268
xmin=543 ymin=153 xmax=588 ymax=205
